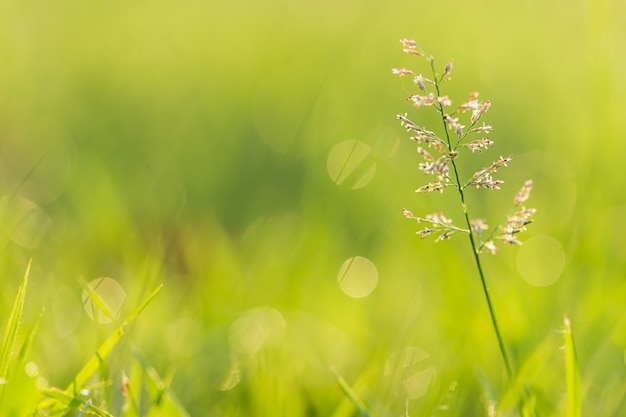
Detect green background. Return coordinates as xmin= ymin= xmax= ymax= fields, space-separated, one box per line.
xmin=1 ymin=0 xmax=625 ymax=415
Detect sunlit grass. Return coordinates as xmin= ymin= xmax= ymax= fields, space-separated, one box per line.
xmin=0 ymin=260 xmax=31 ymax=398
xmin=0 ymin=0 xmax=625 ymax=415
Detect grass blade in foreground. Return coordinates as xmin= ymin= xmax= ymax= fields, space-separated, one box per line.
xmin=563 ymin=316 xmax=580 ymax=417
xmin=130 ymin=348 xmax=191 ymax=417
xmin=41 ymin=387 xmax=115 ymax=417
xmin=0 ymin=260 xmax=31 ymax=398
xmin=330 ymin=367 xmax=371 ymax=417
xmin=80 ymin=277 xmax=117 ymax=322
xmin=66 ymin=284 xmax=163 ymax=394
xmin=37 ymin=284 xmax=163 ymax=413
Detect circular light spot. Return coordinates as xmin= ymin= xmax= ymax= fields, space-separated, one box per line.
xmin=81 ymin=277 xmax=126 ymax=323
xmin=229 ymin=307 xmax=286 ymax=355
xmin=24 ymin=362 xmax=39 ymax=377
xmin=516 ymin=235 xmax=565 ymax=286
xmin=384 ymin=347 xmax=436 ymax=399
xmin=327 ymin=140 xmax=376 ymax=189
xmin=404 ymin=366 xmax=437 ymax=399
xmin=218 ymin=361 xmax=241 ymax=391
xmin=0 ymin=196 xmax=52 ymax=249
xmin=35 ymin=377 xmax=49 ymax=390
xmin=338 ymin=256 xmax=378 ymax=298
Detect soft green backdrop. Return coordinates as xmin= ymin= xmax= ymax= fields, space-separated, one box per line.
xmin=1 ymin=0 xmax=625 ymax=415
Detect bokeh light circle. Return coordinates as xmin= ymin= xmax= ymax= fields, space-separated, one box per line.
xmin=337 ymin=256 xmax=378 ymax=298
xmin=0 ymin=196 xmax=52 ymax=249
xmin=218 ymin=361 xmax=242 ymax=391
xmin=327 ymin=140 xmax=376 ymax=189
xmin=81 ymin=277 xmax=126 ymax=323
xmin=384 ymin=346 xmax=436 ymax=399
xmin=24 ymin=362 xmax=39 ymax=377
xmin=35 ymin=377 xmax=49 ymax=391
xmin=516 ymin=235 xmax=565 ymax=286
xmin=229 ymin=307 xmax=286 ymax=355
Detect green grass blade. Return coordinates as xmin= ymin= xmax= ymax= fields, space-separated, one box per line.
xmin=132 ymin=348 xmax=191 ymax=417
xmin=65 ymin=284 xmax=163 ymax=395
xmin=17 ymin=308 xmax=44 ymax=366
xmin=121 ymin=363 xmax=143 ymax=417
xmin=41 ymin=387 xmax=115 ymax=417
xmin=330 ymin=367 xmax=371 ymax=417
xmin=80 ymin=278 xmax=116 ymax=322
xmin=563 ymin=315 xmax=581 ymax=417
xmin=0 ymin=260 xmax=31 ymax=384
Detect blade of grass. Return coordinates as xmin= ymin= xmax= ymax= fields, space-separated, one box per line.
xmin=37 ymin=284 xmax=163 ymax=413
xmin=429 ymin=381 xmax=458 ymax=416
xmin=330 ymin=366 xmax=371 ymax=417
xmin=121 ymin=365 xmax=143 ymax=417
xmin=37 ymin=284 xmax=163 ymax=414
xmin=500 ymin=330 xmax=559 ymax=415
xmin=66 ymin=284 xmax=163 ymax=395
xmin=563 ymin=316 xmax=580 ymax=417
xmin=16 ymin=309 xmax=44 ymax=366
xmin=0 ymin=260 xmax=31 ymax=397
xmin=80 ymin=277 xmax=116 ymax=322
xmin=132 ymin=348 xmax=191 ymax=417
xmin=41 ymin=387 xmax=115 ymax=417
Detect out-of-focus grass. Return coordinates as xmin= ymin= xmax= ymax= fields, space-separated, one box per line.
xmin=1 ymin=0 xmax=626 ymax=415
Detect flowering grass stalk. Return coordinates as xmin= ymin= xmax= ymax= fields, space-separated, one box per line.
xmin=393 ymin=39 xmax=536 ymax=410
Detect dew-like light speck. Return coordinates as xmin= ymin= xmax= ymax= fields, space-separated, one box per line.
xmin=384 ymin=347 xmax=435 ymax=399
xmin=516 ymin=235 xmax=565 ymax=286
xmin=81 ymin=277 xmax=127 ymax=323
xmin=327 ymin=140 xmax=376 ymax=189
xmin=229 ymin=307 xmax=286 ymax=354
xmin=337 ymin=256 xmax=378 ymax=298
xmin=0 ymin=196 xmax=52 ymax=249
xmin=24 ymin=362 xmax=39 ymax=377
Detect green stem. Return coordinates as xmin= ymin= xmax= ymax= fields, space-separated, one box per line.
xmin=446 ymin=124 xmax=515 ymax=384
xmin=430 ymin=59 xmax=520 ymax=413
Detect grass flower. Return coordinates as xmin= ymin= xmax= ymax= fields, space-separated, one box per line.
xmin=393 ymin=39 xmax=536 ymax=415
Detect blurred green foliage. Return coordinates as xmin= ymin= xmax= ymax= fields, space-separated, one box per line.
xmin=1 ymin=0 xmax=626 ymax=415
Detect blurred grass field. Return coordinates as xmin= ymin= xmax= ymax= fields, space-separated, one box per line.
xmin=1 ymin=0 xmax=626 ymax=415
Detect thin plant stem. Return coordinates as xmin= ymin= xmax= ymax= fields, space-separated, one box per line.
xmin=432 ymin=79 xmax=513 ymax=381
xmin=396 ymin=40 xmax=535 ymax=416
xmin=430 ymin=57 xmax=521 ymax=415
